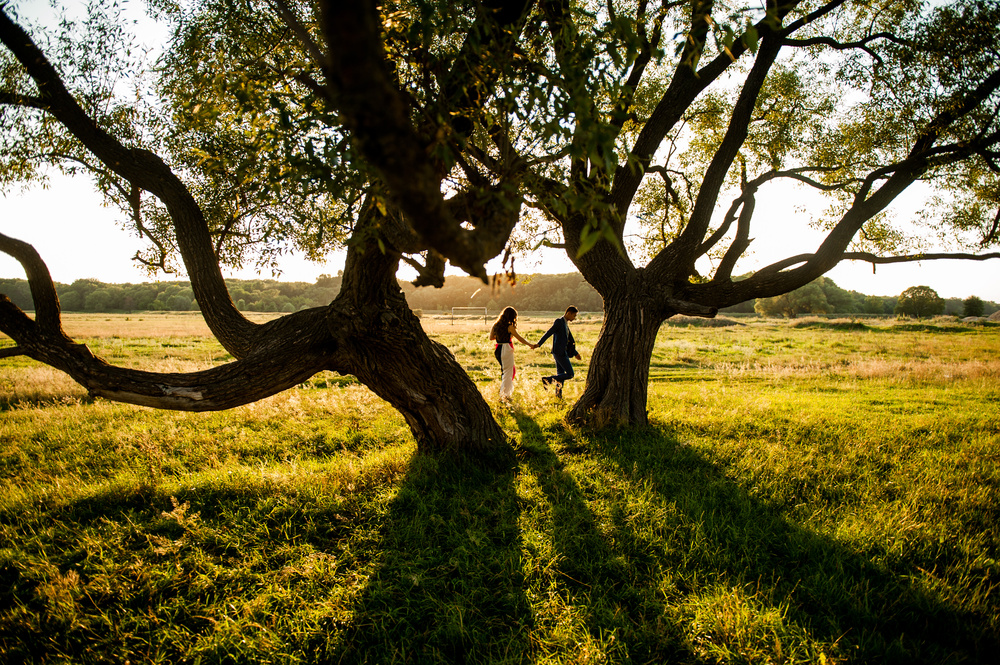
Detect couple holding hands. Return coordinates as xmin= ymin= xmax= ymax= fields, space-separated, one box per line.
xmin=489 ymin=306 xmax=580 ymax=400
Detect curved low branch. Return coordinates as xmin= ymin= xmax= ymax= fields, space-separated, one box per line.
xmin=0 ymin=230 xmax=334 ymax=411
xmin=660 ymin=296 xmax=717 ymax=318
xmin=678 ymin=248 xmax=1000 ymax=315
xmin=68 ymin=334 xmax=332 ymax=411
xmin=0 ymin=346 xmax=25 ymax=360
xmin=0 ymin=232 xmax=63 ymax=335
xmin=1 ymin=301 xmax=337 ymax=411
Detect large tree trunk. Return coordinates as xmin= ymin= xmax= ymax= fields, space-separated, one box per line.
xmin=329 ymin=230 xmax=510 ymax=459
xmin=567 ymin=296 xmax=666 ymax=428
xmin=335 ymin=306 xmax=509 ymax=458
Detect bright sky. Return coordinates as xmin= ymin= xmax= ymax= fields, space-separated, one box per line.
xmin=2 ymin=0 xmax=998 ymax=302
xmin=2 ymin=173 xmax=997 ymax=302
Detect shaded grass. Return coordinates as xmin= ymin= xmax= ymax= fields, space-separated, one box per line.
xmin=1 ymin=316 xmax=998 ymax=663
xmin=0 ymin=449 xmax=412 ymax=663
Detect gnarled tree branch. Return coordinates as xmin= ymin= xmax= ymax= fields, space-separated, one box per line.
xmin=0 ymin=7 xmax=256 ymax=356
xmin=649 ymin=30 xmax=783 ymax=280
xmin=782 ymin=32 xmax=908 ymax=66
xmin=0 ymin=231 xmax=64 ymax=336
xmin=316 ymin=0 xmax=533 ymax=281
xmin=758 ymin=250 xmax=1000 ymax=277
xmin=0 ymin=345 xmax=25 ymax=360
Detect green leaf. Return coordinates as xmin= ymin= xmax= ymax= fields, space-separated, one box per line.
xmin=743 ymin=24 xmax=759 ymax=53
xmin=577 ymin=223 xmax=601 ymax=257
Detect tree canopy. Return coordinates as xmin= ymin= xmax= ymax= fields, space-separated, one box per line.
xmin=895 ymin=284 xmax=946 ymax=318
xmin=0 ymin=0 xmax=544 ymax=455
xmin=479 ymin=0 xmax=1000 ymax=424
xmin=962 ymin=295 xmax=985 ymax=318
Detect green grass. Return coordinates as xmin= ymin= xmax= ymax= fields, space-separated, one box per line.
xmin=1 ymin=315 xmax=998 ymax=663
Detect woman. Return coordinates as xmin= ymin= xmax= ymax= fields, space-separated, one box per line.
xmin=489 ymin=307 xmax=534 ymax=400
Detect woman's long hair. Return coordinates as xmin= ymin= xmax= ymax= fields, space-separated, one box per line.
xmin=491 ymin=306 xmax=517 ymax=338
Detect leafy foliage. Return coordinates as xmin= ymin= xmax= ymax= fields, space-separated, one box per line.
xmin=963 ymin=294 xmax=985 ymax=318
xmin=895 ymin=285 xmax=946 ymax=318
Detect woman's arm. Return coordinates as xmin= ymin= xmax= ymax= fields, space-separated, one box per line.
xmin=509 ymin=323 xmax=533 ymax=347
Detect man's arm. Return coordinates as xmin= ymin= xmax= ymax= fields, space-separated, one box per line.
xmin=536 ymin=319 xmax=558 ymax=348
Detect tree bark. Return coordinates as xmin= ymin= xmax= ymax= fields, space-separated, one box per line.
xmin=335 ymin=308 xmax=510 ymax=458
xmin=567 ymin=294 xmax=666 ymax=428
xmin=328 ymin=229 xmax=510 ymax=458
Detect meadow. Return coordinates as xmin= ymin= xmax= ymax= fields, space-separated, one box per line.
xmin=1 ymin=312 xmax=998 ymax=664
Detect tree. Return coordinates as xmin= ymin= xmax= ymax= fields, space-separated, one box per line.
xmin=963 ymin=295 xmax=985 ymax=317
xmin=861 ymin=295 xmax=888 ymax=315
xmin=894 ymin=285 xmax=946 ymax=318
xmin=0 ymin=0 xmax=543 ymax=457
xmin=470 ymin=0 xmax=1000 ymax=425
xmin=753 ymin=276 xmax=864 ymax=317
xmin=85 ymin=289 xmax=114 ymax=312
xmin=167 ymin=295 xmax=192 ymax=311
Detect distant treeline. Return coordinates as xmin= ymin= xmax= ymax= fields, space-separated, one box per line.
xmin=1 ymin=273 xmax=997 ymax=317
xmin=0 ymin=275 xmax=343 ymax=314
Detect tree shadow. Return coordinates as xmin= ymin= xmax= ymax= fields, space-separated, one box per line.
xmin=323 ymin=453 xmax=533 ymax=663
xmin=512 ymin=412 xmax=698 ymax=663
xmin=527 ymin=418 xmax=997 ymax=664
xmin=4 ymin=415 xmax=995 ymax=664
xmin=1 ymin=451 xmax=534 ymax=664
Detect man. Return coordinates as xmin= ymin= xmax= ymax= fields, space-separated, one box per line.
xmin=535 ymin=306 xmax=581 ymax=399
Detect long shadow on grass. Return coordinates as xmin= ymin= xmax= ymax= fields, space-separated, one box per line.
xmin=513 ymin=412 xmax=698 ymax=663
xmin=577 ymin=424 xmax=998 ymax=664
xmin=1 ymin=457 xmax=534 ymax=663
xmin=6 ymin=420 xmax=994 ymax=664
xmin=325 ymin=453 xmax=533 ymax=663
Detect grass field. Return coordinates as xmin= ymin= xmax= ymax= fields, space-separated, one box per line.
xmin=1 ymin=313 xmax=998 ymax=663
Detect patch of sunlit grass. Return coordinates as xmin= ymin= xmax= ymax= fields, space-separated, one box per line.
xmin=0 ymin=365 xmax=86 ymax=407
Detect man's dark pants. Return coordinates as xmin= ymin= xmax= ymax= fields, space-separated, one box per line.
xmin=545 ymin=352 xmax=574 ymax=384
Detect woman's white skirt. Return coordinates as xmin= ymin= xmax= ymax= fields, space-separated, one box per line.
xmin=498 ymin=343 xmax=515 ymax=399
